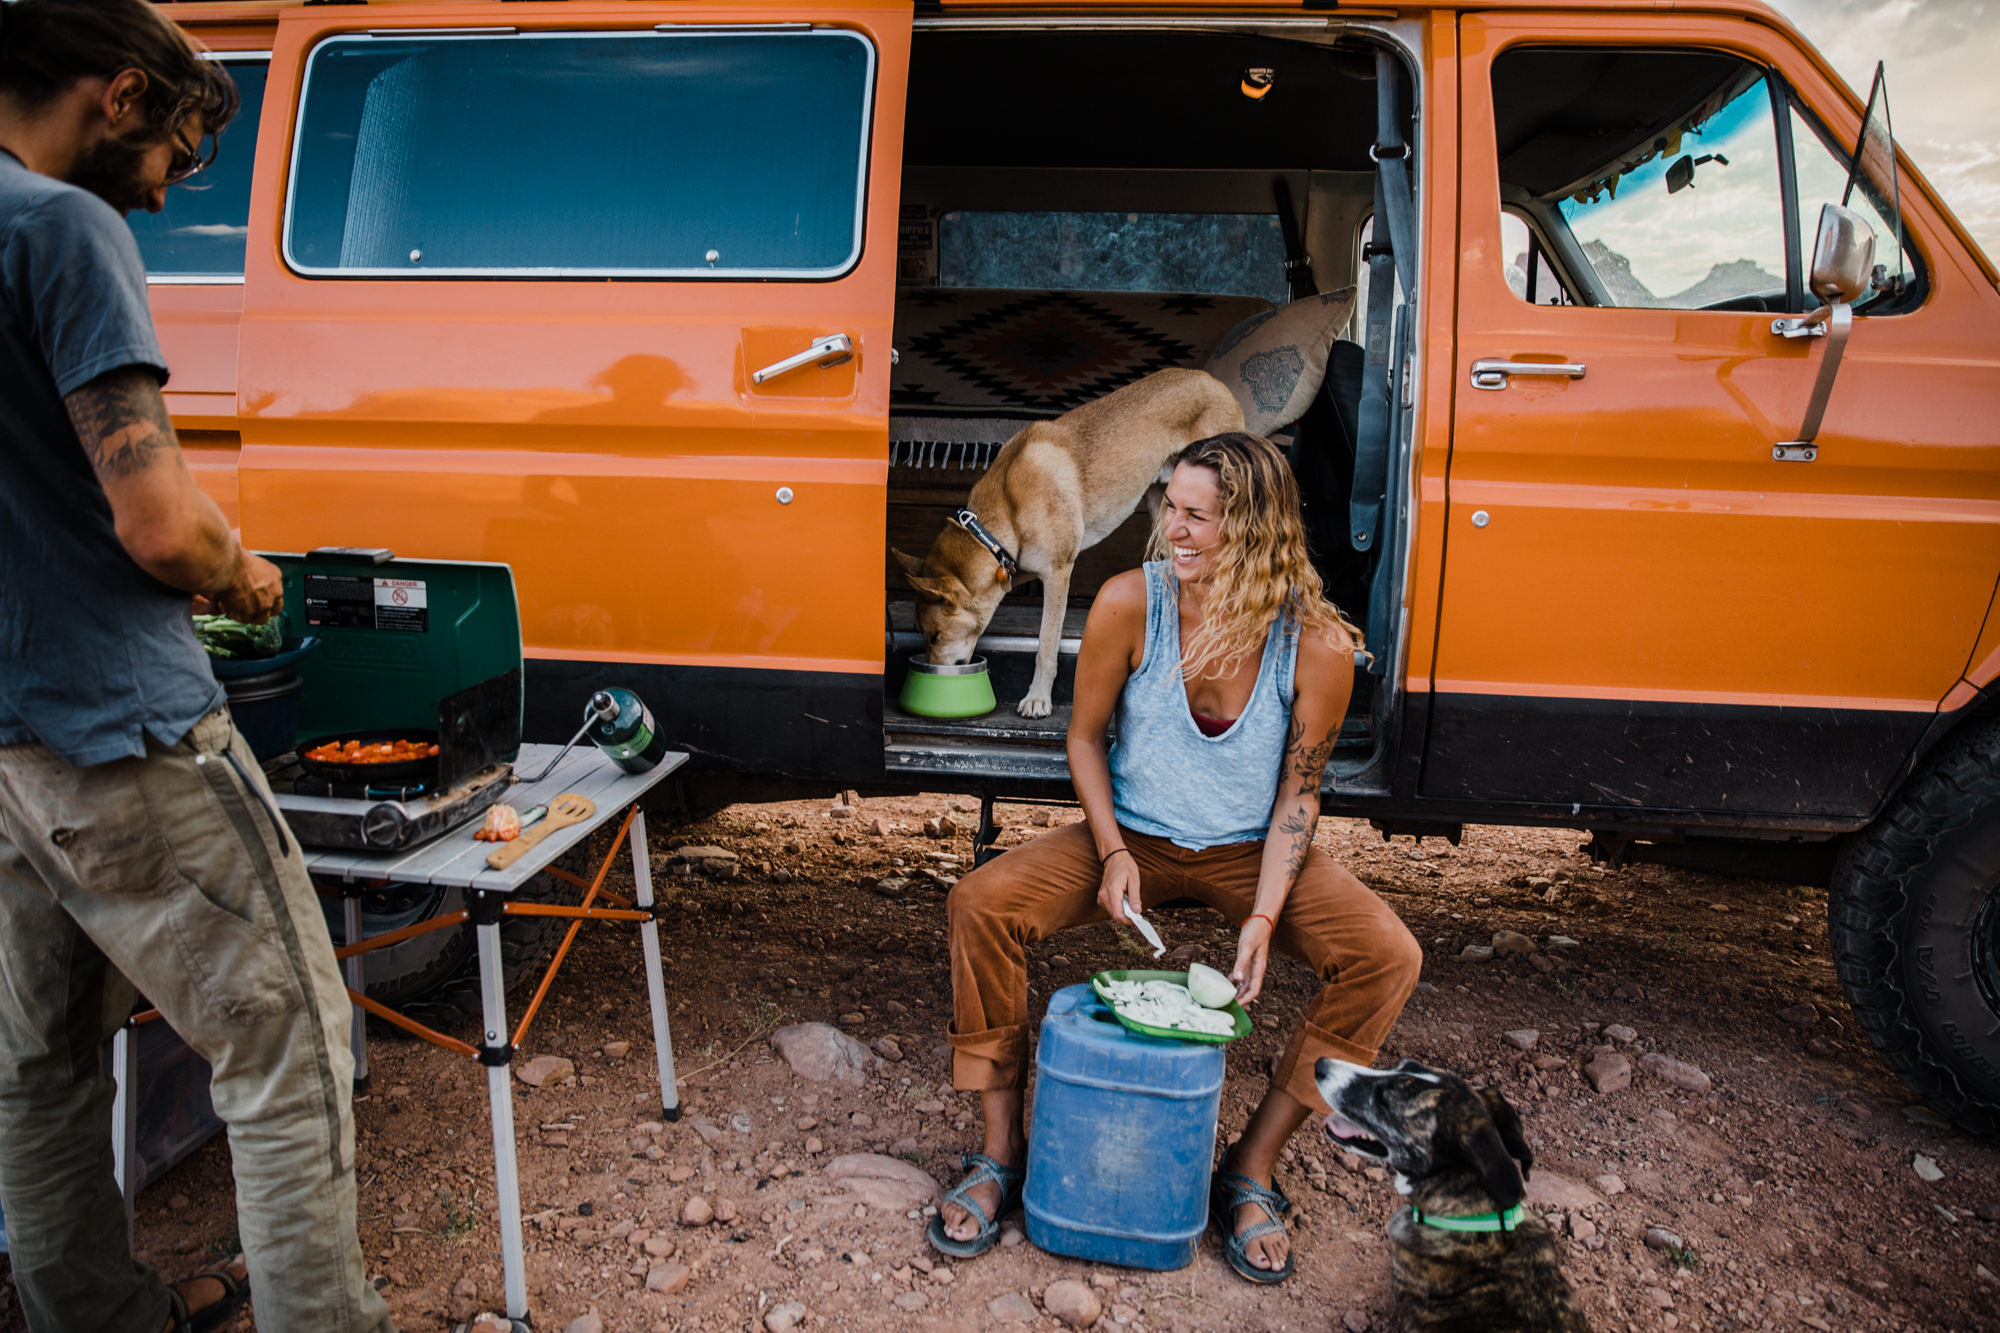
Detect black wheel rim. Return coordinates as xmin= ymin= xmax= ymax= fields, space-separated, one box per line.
xmin=1974 ymin=876 xmax=2000 ymax=1029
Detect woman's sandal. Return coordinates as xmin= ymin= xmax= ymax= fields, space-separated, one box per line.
xmin=165 ymin=1256 xmax=250 ymax=1333
xmin=1210 ymin=1169 xmax=1296 ymax=1285
xmin=926 ymin=1151 xmax=1027 ymax=1258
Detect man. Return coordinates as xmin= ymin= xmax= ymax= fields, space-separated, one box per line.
xmin=0 ymin=3 xmax=396 ymax=1330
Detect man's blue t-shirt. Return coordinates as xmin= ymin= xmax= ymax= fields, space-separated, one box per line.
xmin=0 ymin=150 xmax=223 ymax=767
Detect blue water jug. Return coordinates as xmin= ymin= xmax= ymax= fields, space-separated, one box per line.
xmin=1023 ymin=983 xmax=1226 ymax=1270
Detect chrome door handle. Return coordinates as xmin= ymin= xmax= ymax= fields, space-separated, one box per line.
xmin=1469 ymin=358 xmax=1587 ymax=391
xmin=751 ymin=333 xmax=853 ymax=385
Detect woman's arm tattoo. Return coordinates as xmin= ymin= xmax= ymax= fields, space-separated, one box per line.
xmin=65 ymin=366 xmax=175 ymax=481
xmin=1290 ymin=719 xmax=1341 ymax=786
xmin=1277 ymin=802 xmax=1317 ymax=882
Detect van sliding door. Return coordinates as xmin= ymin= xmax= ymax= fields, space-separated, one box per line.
xmin=238 ymin=3 xmax=911 ymax=778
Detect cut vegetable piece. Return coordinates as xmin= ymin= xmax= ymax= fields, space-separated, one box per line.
xmin=1186 ymin=962 xmax=1236 ymax=1008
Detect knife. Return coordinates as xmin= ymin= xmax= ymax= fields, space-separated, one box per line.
xmin=1125 ymin=907 xmax=1166 ymax=958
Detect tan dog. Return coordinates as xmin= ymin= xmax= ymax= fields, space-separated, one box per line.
xmin=893 ymin=368 xmax=1244 ymax=718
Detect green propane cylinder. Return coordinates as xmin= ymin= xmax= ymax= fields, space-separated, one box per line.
xmin=586 ymin=688 xmax=669 ymax=773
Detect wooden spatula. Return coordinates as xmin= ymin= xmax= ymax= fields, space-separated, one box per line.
xmin=486 ymin=793 xmax=595 ymax=870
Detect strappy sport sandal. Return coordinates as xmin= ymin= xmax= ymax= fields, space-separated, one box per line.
xmin=1210 ymin=1169 xmax=1296 ymax=1285
xmin=926 ymin=1150 xmax=1026 ymax=1258
xmin=166 ymin=1256 xmax=250 ymax=1333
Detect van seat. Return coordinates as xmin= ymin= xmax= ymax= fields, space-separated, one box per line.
xmin=892 ymin=288 xmax=1274 ymax=421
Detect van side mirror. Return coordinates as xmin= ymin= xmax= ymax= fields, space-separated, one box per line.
xmin=1808 ymin=203 xmax=1876 ymax=304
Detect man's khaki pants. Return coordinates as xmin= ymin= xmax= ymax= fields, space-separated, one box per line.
xmin=0 ymin=710 xmax=395 ymax=1333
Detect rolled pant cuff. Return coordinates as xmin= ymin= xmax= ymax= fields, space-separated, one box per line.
xmin=947 ymin=1023 xmax=1029 ymax=1092
xmin=1275 ymin=1021 xmax=1380 ymax=1113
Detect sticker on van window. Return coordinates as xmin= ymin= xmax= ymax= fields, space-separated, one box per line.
xmin=899 ymin=204 xmax=937 ymax=286
xmin=372 ymin=579 xmax=428 ymax=633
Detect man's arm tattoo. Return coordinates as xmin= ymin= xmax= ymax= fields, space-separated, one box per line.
xmin=66 ymin=367 xmax=175 ymax=481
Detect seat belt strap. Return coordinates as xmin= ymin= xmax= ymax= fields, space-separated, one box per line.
xmin=1274 ymin=177 xmax=1318 ymax=301
xmin=1350 ymin=50 xmax=1412 ymax=560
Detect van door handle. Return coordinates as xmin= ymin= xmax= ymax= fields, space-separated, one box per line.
xmin=751 ymin=333 xmax=854 ymax=385
xmin=1469 ymin=358 xmax=1587 ymax=390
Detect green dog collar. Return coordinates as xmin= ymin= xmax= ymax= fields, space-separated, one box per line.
xmin=1409 ymin=1202 xmax=1527 ymax=1233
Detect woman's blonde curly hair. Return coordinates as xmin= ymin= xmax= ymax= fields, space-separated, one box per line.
xmin=1145 ymin=432 xmax=1362 ymax=682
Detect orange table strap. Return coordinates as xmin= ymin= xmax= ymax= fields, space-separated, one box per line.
xmin=348 ymin=988 xmax=479 ymax=1059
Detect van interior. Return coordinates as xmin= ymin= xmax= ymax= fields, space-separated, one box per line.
xmin=883 ymin=28 xmax=1410 ymax=782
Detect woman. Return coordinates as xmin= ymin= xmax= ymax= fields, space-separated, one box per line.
xmin=932 ymin=433 xmax=1422 ymax=1283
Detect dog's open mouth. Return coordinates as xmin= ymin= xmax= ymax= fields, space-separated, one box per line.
xmin=1322 ymin=1110 xmax=1387 ymax=1159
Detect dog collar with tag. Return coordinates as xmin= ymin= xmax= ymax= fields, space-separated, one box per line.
xmin=1409 ymin=1203 xmax=1526 ymax=1233
xmin=950 ymin=508 xmax=1018 ymax=579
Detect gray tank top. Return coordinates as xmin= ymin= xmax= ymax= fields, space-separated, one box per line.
xmin=1110 ymin=561 xmax=1300 ymax=849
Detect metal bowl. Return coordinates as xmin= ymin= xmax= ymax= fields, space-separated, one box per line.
xmin=899 ymin=654 xmax=997 ymax=718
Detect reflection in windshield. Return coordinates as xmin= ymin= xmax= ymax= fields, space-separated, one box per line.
xmin=1558 ymin=77 xmax=1785 ymax=308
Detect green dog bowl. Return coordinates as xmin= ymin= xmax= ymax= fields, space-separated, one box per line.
xmin=899 ymin=654 xmax=997 ymax=718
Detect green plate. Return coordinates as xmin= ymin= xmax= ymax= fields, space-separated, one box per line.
xmin=1089 ymin=969 xmax=1252 ymax=1045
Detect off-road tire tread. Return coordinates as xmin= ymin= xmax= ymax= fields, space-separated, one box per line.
xmin=1829 ymin=716 xmax=2000 ymax=1138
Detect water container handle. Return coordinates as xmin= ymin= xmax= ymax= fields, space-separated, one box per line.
xmin=1080 ymin=984 xmax=1121 ymax=1024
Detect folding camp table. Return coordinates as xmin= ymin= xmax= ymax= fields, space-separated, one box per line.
xmin=115 ymin=742 xmax=687 ymax=1328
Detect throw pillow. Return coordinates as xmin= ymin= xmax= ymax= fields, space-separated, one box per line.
xmin=1204 ymin=287 xmax=1358 ymax=435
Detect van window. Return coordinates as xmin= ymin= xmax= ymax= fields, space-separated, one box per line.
xmin=1492 ymin=49 xmax=1787 ymax=310
xmin=285 ymin=30 xmax=874 ymax=278
xmin=937 ymin=211 xmax=1287 ymax=304
xmin=1789 ymin=102 xmax=1920 ymax=310
xmin=1500 ymin=211 xmax=1572 ymax=305
xmin=128 ymin=56 xmax=266 ymax=280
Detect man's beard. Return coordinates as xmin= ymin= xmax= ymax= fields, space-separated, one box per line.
xmin=67 ymin=132 xmax=154 ymax=215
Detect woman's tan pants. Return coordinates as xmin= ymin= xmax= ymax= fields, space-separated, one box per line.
xmin=946 ymin=821 xmax=1422 ymax=1111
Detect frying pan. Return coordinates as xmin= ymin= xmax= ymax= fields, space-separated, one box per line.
xmin=295 ymin=727 xmax=442 ymax=786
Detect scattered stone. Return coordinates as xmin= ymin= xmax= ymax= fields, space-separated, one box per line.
xmin=1643 ymin=1227 xmax=1683 ymax=1252
xmin=1568 ymin=1214 xmax=1598 ymax=1242
xmin=930 ymin=1267 xmax=955 ymax=1285
xmin=1000 ymin=1225 xmax=1026 ymax=1247
xmin=1639 ymin=1052 xmax=1712 ymax=1094
xmin=1584 ymin=1051 xmax=1631 ymax=1094
xmin=674 ymin=845 xmax=741 ymax=878
xmin=515 ymin=1055 xmax=575 ymax=1088
xmin=714 ymin=1199 xmax=738 ymax=1224
xmin=764 ymin=1301 xmax=808 ymax=1333
xmin=1111 ymin=1304 xmax=1140 ymax=1326
xmin=1547 ymin=935 xmax=1579 ymax=952
xmin=1836 ymin=1099 xmax=1871 ymax=1122
xmin=1974 ymin=1201 xmax=2000 ymax=1223
xmin=805 ymin=1136 xmax=823 ymax=1154
xmin=1912 ymin=1154 xmax=1944 ymax=1183
xmin=1343 ymin=1312 xmax=1372 ymax=1333
xmin=1528 ymin=953 xmax=1558 ymax=973
xmin=892 ymin=1291 xmax=928 ymax=1311
xmin=168 ymin=1194 xmax=190 ymax=1212
xmin=1806 ymin=1037 xmax=1840 ymax=1059
xmin=824 ymin=1153 xmax=944 ymax=1211
xmin=681 ymin=1196 xmax=714 ymax=1226
xmin=873 ymin=1037 xmax=904 ymax=1062
xmin=1503 ymin=1029 xmax=1540 ymax=1051
xmin=988 ymin=1291 xmax=1037 ymax=1323
xmin=1593 ymin=1174 xmax=1626 ymax=1196
xmin=1602 ymin=1024 xmax=1637 ymax=1044
xmin=769 ymin=1023 xmax=876 ymax=1086
xmin=871 ymin=877 xmax=910 ymax=899
xmin=1492 ymin=930 xmax=1536 ymax=956
xmin=1043 ymin=1279 xmax=1103 ymax=1328
xmin=1459 ymin=945 xmax=1495 ymax=963
xmin=850 ymin=1112 xmax=874 ymax=1128
xmin=564 ymin=1314 xmax=603 ymax=1333
xmin=827 ymin=805 xmax=855 ymax=821
xmin=1612 ymin=984 xmax=1645 ymax=1001
xmin=867 ymin=817 xmax=892 ymax=837
xmin=1902 ymin=1104 xmax=1952 ymax=1129
xmin=1029 ymin=808 xmax=1056 ymax=827
xmin=1523 ymin=1170 xmax=1604 ymax=1211
xmin=1776 ymin=1004 xmax=1820 ymax=1028
xmin=643 ymin=1235 xmax=673 ymax=1257
xmin=838 ymin=1011 xmax=864 ymax=1026
xmin=601 ymin=1041 xmax=630 ymax=1060
xmin=914 ymin=1099 xmax=945 ymax=1114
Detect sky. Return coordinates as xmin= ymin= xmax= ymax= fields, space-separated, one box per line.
xmin=1770 ymin=0 xmax=2000 ymax=264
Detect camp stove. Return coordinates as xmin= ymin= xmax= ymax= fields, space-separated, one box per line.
xmin=257 ymin=549 xmax=526 ymax=852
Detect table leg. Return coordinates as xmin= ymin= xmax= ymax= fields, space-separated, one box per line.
xmin=629 ymin=808 xmax=680 ymax=1121
xmin=111 ymin=1023 xmax=138 ymax=1244
xmin=343 ymin=895 xmax=370 ymax=1086
xmin=473 ymin=894 xmax=530 ymax=1323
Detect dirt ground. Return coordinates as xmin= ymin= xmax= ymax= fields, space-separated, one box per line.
xmin=4 ymin=793 xmax=1998 ymax=1333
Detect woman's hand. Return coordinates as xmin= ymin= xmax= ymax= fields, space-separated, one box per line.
xmin=1230 ymin=914 xmax=1275 ymax=1005
xmin=1097 ymin=848 xmax=1142 ymax=926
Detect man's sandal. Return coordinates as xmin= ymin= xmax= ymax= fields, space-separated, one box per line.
xmin=165 ymin=1257 xmax=250 ymax=1333
xmin=1210 ymin=1170 xmax=1296 ymax=1285
xmin=926 ymin=1151 xmax=1026 ymax=1258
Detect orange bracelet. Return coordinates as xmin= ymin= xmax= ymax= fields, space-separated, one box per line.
xmin=1246 ymin=912 xmax=1277 ymax=932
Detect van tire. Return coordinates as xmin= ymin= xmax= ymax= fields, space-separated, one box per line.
xmin=1829 ymin=717 xmax=2000 ymax=1140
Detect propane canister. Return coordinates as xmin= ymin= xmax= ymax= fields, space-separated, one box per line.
xmin=586 ymin=688 xmax=669 ymax=773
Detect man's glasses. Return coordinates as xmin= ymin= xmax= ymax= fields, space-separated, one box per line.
xmin=164 ymin=127 xmax=212 ymax=187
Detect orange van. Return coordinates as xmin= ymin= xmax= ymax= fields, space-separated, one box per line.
xmin=146 ymin=0 xmax=2000 ymax=1134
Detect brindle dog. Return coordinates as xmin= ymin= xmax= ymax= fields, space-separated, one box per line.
xmin=1314 ymin=1057 xmax=1592 ymax=1333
